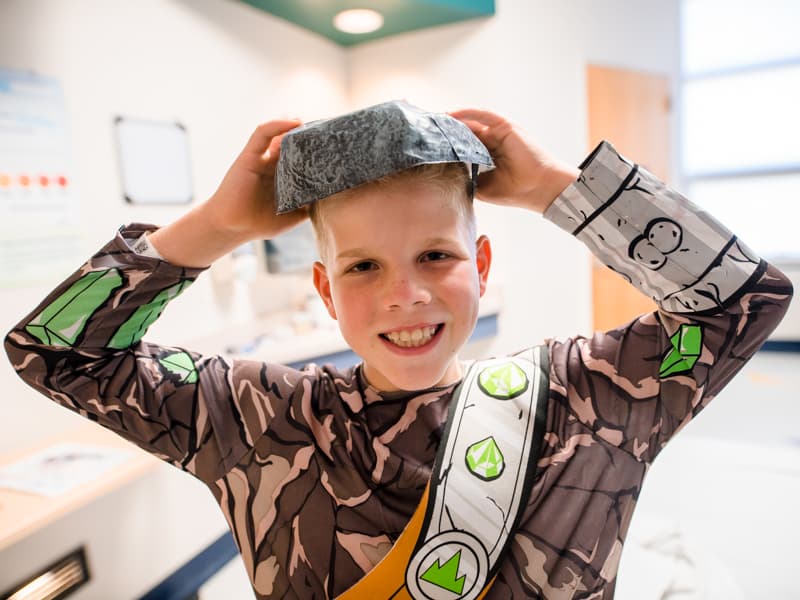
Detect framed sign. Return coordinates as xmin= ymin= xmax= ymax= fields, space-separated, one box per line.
xmin=114 ymin=116 xmax=193 ymax=204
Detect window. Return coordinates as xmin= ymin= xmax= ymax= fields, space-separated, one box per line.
xmin=681 ymin=0 xmax=800 ymax=263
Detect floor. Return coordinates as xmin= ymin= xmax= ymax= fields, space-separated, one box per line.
xmin=617 ymin=350 xmax=800 ymax=599
xmin=199 ymin=351 xmax=800 ymax=599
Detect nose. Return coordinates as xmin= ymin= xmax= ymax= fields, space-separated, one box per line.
xmin=383 ymin=270 xmax=432 ymax=310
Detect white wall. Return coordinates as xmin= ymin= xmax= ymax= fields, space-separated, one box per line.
xmin=348 ymin=0 xmax=681 ymax=354
xmin=0 ymin=0 xmax=348 ymax=594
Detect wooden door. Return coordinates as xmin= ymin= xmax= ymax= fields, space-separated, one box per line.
xmin=587 ymin=65 xmax=672 ymax=331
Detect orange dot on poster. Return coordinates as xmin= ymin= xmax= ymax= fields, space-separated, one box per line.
xmin=19 ymin=174 xmax=30 ymax=187
xmin=57 ymin=175 xmax=68 ymax=187
xmin=0 ymin=174 xmax=10 ymax=187
xmin=39 ymin=175 xmax=50 ymax=187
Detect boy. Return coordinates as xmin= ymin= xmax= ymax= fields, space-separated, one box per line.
xmin=4 ymin=101 xmax=792 ymax=599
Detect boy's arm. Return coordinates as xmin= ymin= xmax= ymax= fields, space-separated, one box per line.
xmin=148 ymin=118 xmax=307 ymax=267
xmin=3 ymin=119 xmax=313 ymax=482
xmin=3 ymin=223 xmax=314 ymax=483
xmin=3 ymin=225 xmax=221 ymax=479
xmin=453 ymin=108 xmax=793 ymax=462
xmin=542 ymin=141 xmax=792 ymax=461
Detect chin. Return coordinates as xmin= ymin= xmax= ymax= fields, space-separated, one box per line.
xmin=386 ymin=366 xmax=455 ymax=392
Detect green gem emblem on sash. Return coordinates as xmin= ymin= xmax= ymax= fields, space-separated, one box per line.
xmin=466 ymin=436 xmax=505 ymax=481
xmin=477 ymin=361 xmax=529 ymax=399
xmin=420 ymin=549 xmax=466 ymax=595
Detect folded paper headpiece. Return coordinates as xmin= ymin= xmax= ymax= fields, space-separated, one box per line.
xmin=274 ymin=100 xmax=495 ymax=214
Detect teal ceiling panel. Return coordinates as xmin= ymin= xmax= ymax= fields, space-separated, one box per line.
xmin=239 ymin=0 xmax=495 ymax=47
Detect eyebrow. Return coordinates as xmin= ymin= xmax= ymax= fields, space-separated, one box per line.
xmin=335 ymin=248 xmax=371 ymax=260
xmin=335 ymin=238 xmax=461 ymax=261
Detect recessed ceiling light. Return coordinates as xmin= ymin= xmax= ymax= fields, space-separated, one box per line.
xmin=332 ymin=9 xmax=384 ymax=34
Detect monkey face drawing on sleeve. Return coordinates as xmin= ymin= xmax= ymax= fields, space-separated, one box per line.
xmin=646 ymin=218 xmax=682 ymax=253
xmin=629 ymin=238 xmax=667 ymax=269
xmin=628 ymin=218 xmax=684 ymax=270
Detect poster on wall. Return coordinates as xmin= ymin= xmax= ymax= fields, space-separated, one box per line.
xmin=0 ymin=68 xmax=82 ymax=288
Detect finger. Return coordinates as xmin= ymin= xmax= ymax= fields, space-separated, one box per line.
xmin=448 ymin=108 xmax=508 ymax=128
xmin=243 ymin=119 xmax=302 ymax=155
xmin=452 ymin=117 xmax=498 ymax=150
xmin=449 ymin=109 xmax=514 ymax=153
xmin=454 ymin=117 xmax=488 ymax=137
xmin=262 ymin=131 xmax=290 ymax=164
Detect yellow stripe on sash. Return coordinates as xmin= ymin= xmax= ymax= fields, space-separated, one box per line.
xmin=336 ymin=483 xmax=494 ymax=600
xmin=338 ymin=348 xmax=548 ymax=599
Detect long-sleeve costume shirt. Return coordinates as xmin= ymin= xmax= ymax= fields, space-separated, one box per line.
xmin=4 ymin=142 xmax=793 ymax=599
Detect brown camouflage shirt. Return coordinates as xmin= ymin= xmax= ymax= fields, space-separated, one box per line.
xmin=4 ymin=142 xmax=792 ymax=599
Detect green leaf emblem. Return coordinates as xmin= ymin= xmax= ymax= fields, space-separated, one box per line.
xmin=108 ymin=280 xmax=192 ymax=349
xmin=659 ymin=324 xmax=702 ymax=378
xmin=420 ymin=550 xmax=466 ymax=595
xmin=477 ymin=361 xmax=528 ymax=399
xmin=158 ymin=351 xmax=198 ymax=384
xmin=465 ymin=436 xmax=505 ymax=481
xmin=25 ymin=269 xmax=123 ymax=346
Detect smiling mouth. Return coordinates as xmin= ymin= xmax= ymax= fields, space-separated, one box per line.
xmin=380 ymin=324 xmax=443 ymax=348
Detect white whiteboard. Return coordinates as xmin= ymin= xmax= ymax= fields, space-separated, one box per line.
xmin=114 ymin=116 xmax=193 ymax=204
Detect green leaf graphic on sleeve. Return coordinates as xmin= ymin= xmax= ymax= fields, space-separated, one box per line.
xmin=659 ymin=324 xmax=702 ymax=378
xmin=420 ymin=550 xmax=466 ymax=595
xmin=107 ymin=280 xmax=192 ymax=349
xmin=25 ymin=269 xmax=123 ymax=346
xmin=159 ymin=351 xmax=198 ymax=384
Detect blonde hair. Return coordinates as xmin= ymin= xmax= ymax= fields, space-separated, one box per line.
xmin=309 ymin=162 xmax=476 ymax=262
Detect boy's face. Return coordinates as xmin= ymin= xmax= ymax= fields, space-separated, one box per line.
xmin=312 ymin=179 xmax=491 ymax=392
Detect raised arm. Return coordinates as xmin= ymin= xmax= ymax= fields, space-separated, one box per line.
xmin=543 ymin=140 xmax=792 ymax=461
xmin=3 ymin=120 xmax=312 ymax=483
xmin=148 ymin=119 xmax=307 ymax=267
xmin=452 ymin=108 xmax=793 ymax=463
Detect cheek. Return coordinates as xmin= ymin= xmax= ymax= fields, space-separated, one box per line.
xmin=441 ymin=265 xmax=480 ymax=298
xmin=331 ymin=285 xmax=370 ymax=326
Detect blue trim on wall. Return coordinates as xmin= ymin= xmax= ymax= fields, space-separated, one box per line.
xmin=761 ymin=340 xmax=800 ymax=353
xmin=138 ymin=532 xmax=238 ymax=600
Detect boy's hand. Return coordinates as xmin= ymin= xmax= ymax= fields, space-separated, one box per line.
xmin=449 ymin=109 xmax=579 ymax=213
xmin=149 ymin=119 xmax=308 ymax=268
xmin=203 ymin=119 xmax=308 ymax=241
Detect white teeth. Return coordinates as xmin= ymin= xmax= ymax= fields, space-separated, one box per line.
xmin=385 ymin=326 xmax=437 ymax=348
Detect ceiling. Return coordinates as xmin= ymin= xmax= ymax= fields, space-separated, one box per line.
xmin=238 ymin=0 xmax=495 ymax=47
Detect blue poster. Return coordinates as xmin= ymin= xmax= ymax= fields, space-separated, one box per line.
xmin=0 ymin=68 xmax=81 ymax=287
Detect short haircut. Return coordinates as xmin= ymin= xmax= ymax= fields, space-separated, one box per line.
xmin=308 ymin=162 xmax=476 ymax=263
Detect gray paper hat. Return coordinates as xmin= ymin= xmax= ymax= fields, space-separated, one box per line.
xmin=274 ymin=100 xmax=495 ymax=214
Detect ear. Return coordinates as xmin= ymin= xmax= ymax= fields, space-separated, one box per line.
xmin=475 ymin=235 xmax=492 ymax=297
xmin=312 ymin=261 xmax=337 ymax=320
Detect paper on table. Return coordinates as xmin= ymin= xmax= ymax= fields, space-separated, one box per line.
xmin=0 ymin=443 xmax=135 ymax=497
